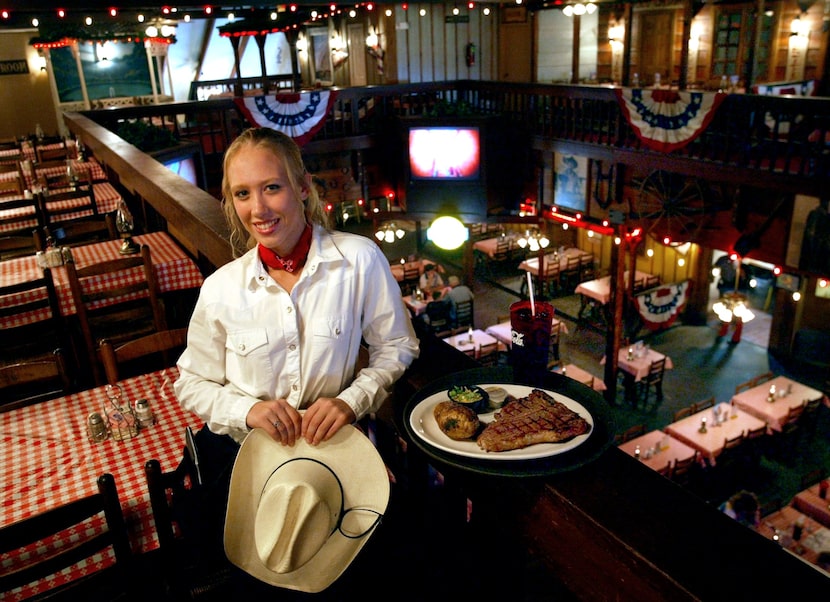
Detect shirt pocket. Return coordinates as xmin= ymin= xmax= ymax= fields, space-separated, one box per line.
xmin=225 ymin=329 xmax=271 ymax=393
xmin=310 ymin=315 xmax=353 ymax=364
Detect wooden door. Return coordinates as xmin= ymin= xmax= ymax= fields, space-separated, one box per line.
xmin=348 ymin=24 xmax=368 ymax=87
xmin=637 ymin=11 xmax=674 ymax=86
xmin=499 ymin=22 xmax=532 ymax=82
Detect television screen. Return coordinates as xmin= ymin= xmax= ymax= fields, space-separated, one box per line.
xmin=408 ymin=127 xmax=481 ymax=181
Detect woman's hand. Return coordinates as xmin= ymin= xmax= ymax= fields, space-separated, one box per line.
xmin=302 ymin=397 xmax=356 ymax=445
xmin=247 ymin=399 xmax=302 ymax=446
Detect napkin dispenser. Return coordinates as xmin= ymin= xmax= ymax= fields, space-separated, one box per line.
xmin=36 ymin=245 xmax=71 ymax=268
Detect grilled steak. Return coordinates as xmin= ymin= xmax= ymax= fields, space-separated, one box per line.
xmin=476 ymin=388 xmax=590 ymax=452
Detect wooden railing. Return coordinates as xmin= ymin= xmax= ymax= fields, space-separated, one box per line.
xmin=80 ymin=81 xmax=830 ymax=199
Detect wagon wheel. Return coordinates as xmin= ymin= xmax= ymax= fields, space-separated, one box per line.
xmin=629 ymin=170 xmax=715 ymax=246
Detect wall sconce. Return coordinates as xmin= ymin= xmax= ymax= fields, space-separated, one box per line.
xmin=296 ymin=36 xmax=307 ymax=52
xmin=38 ymin=54 xmax=46 ymax=72
xmin=608 ymin=23 xmax=624 ymax=49
xmin=375 ymin=222 xmax=405 ymax=243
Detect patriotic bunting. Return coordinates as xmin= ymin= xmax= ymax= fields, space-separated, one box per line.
xmin=234 ymin=90 xmax=337 ymax=147
xmin=615 ymin=88 xmax=726 ymax=153
xmin=635 ymin=280 xmax=691 ymax=331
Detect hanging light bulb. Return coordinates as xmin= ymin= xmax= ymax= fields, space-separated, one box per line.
xmin=427 ymin=216 xmax=468 ymax=250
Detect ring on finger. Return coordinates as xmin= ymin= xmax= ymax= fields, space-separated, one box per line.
xmin=273 ymin=420 xmax=282 ymax=429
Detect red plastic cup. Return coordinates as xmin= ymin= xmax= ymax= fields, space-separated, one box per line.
xmin=509 ymin=299 xmax=554 ymax=384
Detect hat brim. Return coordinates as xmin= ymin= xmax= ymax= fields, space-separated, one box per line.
xmin=225 ymin=426 xmax=390 ymax=593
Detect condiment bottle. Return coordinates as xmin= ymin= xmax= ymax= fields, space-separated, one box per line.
xmin=135 ymin=399 xmax=155 ymax=428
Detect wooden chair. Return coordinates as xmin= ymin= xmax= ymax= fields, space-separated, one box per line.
xmin=740 ymin=423 xmax=769 ymax=469
xmin=621 ymin=423 xmax=646 ymax=443
xmin=0 ymin=230 xmax=41 ymax=260
xmin=65 ymin=244 xmax=167 ymax=385
xmin=424 ymin=298 xmax=452 ymax=335
xmin=655 ymin=460 xmax=672 ymax=477
xmin=669 ymin=452 xmax=698 ymax=486
xmin=38 ymin=174 xmax=98 ymax=226
xmin=560 ymin=255 xmax=581 ymax=291
xmin=540 ymin=258 xmax=561 ymax=297
xmin=672 ymin=405 xmax=694 ymax=422
xmin=100 ymin=327 xmax=188 ymax=385
xmin=454 ymin=298 xmax=474 ymax=329
xmin=0 ymin=472 xmax=135 ymax=600
xmin=579 ymin=253 xmax=596 ymax=281
xmin=0 ymin=265 xmax=70 ymax=366
xmin=48 ymin=211 xmax=118 ymax=248
xmin=478 ymin=341 xmax=500 ymax=367
xmin=0 ymin=194 xmax=45 ymax=242
xmin=770 ymin=403 xmax=806 ymax=463
xmin=546 ymin=321 xmax=562 ymax=368
xmin=34 ymin=137 xmax=70 ymax=162
xmin=492 ymin=237 xmax=511 ymax=262
xmin=0 ymin=348 xmax=72 ymax=412
xmin=734 ymin=380 xmax=753 ymax=395
xmin=0 ymin=173 xmax=25 ymax=197
xmin=751 ymin=371 xmax=774 ymax=386
xmin=637 ymin=358 xmax=666 ymax=407
xmin=692 ymin=397 xmax=715 ymax=412
xmin=400 ymin=265 xmax=420 ymax=296
xmin=799 ymin=397 xmax=823 ymax=439
xmin=144 ymin=451 xmax=231 ymax=598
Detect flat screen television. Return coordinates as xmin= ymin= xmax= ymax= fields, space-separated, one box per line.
xmin=408 ymin=126 xmax=481 ymax=182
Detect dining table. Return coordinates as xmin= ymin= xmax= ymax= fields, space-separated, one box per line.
xmin=792 ymin=482 xmax=830 ymax=528
xmin=402 ymin=293 xmax=428 ymax=317
xmin=0 ymin=231 xmax=204 ymax=329
xmin=484 ymin=318 xmax=569 ymax=348
xmin=664 ymin=405 xmax=766 ymax=466
xmin=441 ymin=328 xmax=500 ymax=359
xmin=551 ymin=362 xmax=607 ymax=392
xmin=472 ymin=234 xmax=518 ymax=259
xmin=617 ymin=429 xmax=698 ymax=473
xmin=0 ymin=366 xmax=204 ymax=601
xmin=601 ymin=345 xmax=673 ymax=402
xmin=756 ymin=505 xmax=830 ymax=571
xmin=730 ymin=375 xmax=827 ymax=433
xmin=575 ymin=270 xmax=654 ymax=306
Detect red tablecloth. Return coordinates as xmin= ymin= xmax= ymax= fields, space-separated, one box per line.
xmin=0 ymin=231 xmax=204 ymax=328
xmin=0 ymin=367 xmax=204 ymax=601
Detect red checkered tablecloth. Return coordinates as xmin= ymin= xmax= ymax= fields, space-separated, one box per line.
xmin=0 ymin=231 xmax=205 ymax=328
xmin=0 ymin=367 xmax=205 ymax=601
xmin=0 ymin=181 xmax=119 ymax=234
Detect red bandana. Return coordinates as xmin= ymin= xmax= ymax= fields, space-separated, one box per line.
xmin=258 ymin=224 xmax=313 ymax=273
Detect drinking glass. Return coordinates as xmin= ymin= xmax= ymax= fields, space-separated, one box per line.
xmin=510 ymin=299 xmax=554 ymax=385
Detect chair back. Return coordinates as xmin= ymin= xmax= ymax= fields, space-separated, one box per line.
xmin=100 ymin=327 xmax=188 ymax=385
xmin=454 ymin=298 xmax=474 ymax=329
xmin=734 ymin=380 xmax=753 ymax=395
xmin=478 ymin=341 xmax=499 ymax=366
xmin=670 ymin=453 xmax=698 ymax=484
xmin=672 ymin=405 xmax=694 ymax=421
xmin=0 ymin=231 xmax=41 ymax=260
xmin=49 ymin=212 xmax=118 ymax=248
xmin=692 ymin=397 xmax=715 ymax=412
xmin=0 ymin=195 xmax=45 ymax=238
xmin=425 ymin=299 xmax=451 ymax=334
xmin=0 ymin=473 xmax=133 ymax=599
xmin=493 ymin=237 xmax=510 ymax=261
xmin=646 ymin=358 xmax=666 ymax=384
xmin=751 ymin=371 xmax=774 ymax=386
xmin=65 ymin=244 xmax=167 ymax=385
xmin=0 ymin=266 xmax=68 ymax=365
xmin=622 ymin=423 xmax=646 ymax=442
xmin=38 ymin=174 xmax=98 ymax=226
xmin=0 ymin=348 xmax=71 ymax=412
xmin=34 ymin=137 xmax=70 ymax=162
xmin=0 ymin=173 xmax=24 ymax=197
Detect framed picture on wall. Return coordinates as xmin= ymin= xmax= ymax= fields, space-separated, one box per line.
xmin=553 ymin=153 xmax=588 ymax=213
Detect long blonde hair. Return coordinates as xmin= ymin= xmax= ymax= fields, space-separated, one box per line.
xmin=221 ymin=128 xmax=328 ymax=255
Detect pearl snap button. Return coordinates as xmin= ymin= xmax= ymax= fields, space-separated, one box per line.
xmin=292 ymin=384 xmax=298 ymax=391
xmin=286 ymin=307 xmax=292 ymax=313
xmin=335 ymin=327 xmax=341 ymax=335
xmin=238 ymin=343 xmax=246 ymax=351
xmin=289 ymin=344 xmax=296 ymax=351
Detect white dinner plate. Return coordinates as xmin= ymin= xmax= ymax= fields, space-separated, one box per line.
xmin=408 ymin=383 xmax=594 ymax=461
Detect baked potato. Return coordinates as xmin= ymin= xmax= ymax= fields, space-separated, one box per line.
xmin=433 ymin=400 xmax=481 ymax=440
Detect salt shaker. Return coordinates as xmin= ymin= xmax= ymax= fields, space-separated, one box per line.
xmin=87 ymin=412 xmax=109 ymax=442
xmin=135 ymin=398 xmax=155 ymax=429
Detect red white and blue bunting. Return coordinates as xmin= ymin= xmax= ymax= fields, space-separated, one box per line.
xmin=234 ymin=90 xmax=338 ymax=147
xmin=635 ymin=280 xmax=691 ymax=331
xmin=615 ymin=89 xmax=726 ymax=153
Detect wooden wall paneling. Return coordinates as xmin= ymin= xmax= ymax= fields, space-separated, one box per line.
xmin=395 ymin=4 xmax=410 ymax=83
xmin=442 ymin=5 xmax=454 ymax=81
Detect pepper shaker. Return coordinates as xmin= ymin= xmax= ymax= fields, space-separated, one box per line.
xmin=87 ymin=412 xmax=109 ymax=442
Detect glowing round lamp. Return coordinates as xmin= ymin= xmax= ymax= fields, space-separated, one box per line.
xmin=427 ymin=216 xmax=468 ymax=250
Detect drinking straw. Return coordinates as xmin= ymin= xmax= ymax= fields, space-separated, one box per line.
xmin=527 ymin=271 xmax=536 ymax=316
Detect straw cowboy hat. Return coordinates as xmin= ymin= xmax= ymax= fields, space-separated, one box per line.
xmin=224 ymin=426 xmax=390 ymax=593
